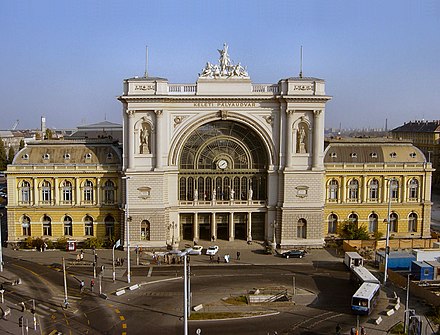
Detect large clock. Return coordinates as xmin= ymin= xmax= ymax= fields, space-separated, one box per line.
xmin=217 ymin=159 xmax=228 ymax=169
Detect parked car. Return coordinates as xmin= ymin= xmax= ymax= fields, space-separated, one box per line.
xmin=205 ymin=245 xmax=219 ymax=256
xmin=281 ymin=249 xmax=307 ymax=259
xmin=189 ymin=245 xmax=203 ymax=255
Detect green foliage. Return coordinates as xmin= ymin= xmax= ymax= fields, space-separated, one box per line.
xmin=23 ymin=237 xmax=34 ymax=249
xmin=373 ymin=230 xmax=384 ymax=240
xmin=7 ymin=146 xmax=15 ymax=164
xmin=83 ymin=237 xmax=103 ymax=249
xmin=43 ymin=238 xmax=54 ymax=249
xmin=338 ymin=221 xmax=370 ymax=240
xmin=103 ymin=236 xmax=116 ymax=248
xmin=19 ymin=139 xmax=25 ymax=150
xmin=32 ymin=237 xmax=45 ymax=250
xmin=55 ymin=237 xmax=68 ymax=249
xmin=45 ymin=129 xmax=53 ymax=140
xmin=0 ymin=138 xmax=7 ymax=171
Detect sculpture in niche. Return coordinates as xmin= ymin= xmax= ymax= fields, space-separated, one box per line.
xmin=248 ymin=187 xmax=253 ymax=200
xmin=297 ymin=124 xmax=308 ymax=154
xmin=140 ymin=123 xmax=150 ymax=154
xmin=230 ymin=188 xmax=235 ymax=201
xmin=194 ymin=188 xmax=198 ymax=201
xmin=199 ymin=43 xmax=249 ymax=78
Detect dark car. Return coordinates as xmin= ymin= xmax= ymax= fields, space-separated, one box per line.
xmin=281 ymin=249 xmax=307 ymax=259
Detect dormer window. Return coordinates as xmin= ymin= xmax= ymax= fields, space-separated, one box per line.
xmin=390 ymin=152 xmax=397 ymax=158
xmin=43 ymin=153 xmax=50 ymax=160
xmin=63 ymin=153 xmax=71 ymax=160
xmin=85 ymin=153 xmax=92 ymax=159
xmin=350 ymin=153 xmax=357 ymax=158
xmin=106 ymin=153 xmax=113 ymax=160
xmin=370 ymin=152 xmax=378 ymax=158
xmin=409 ymin=152 xmax=416 ymax=158
xmin=330 ymin=152 xmax=337 ymax=158
xmin=22 ymin=154 xmax=29 ymax=160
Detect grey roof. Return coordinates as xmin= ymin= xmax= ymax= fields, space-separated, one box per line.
xmin=76 ymin=121 xmax=122 ymax=130
xmin=391 ymin=120 xmax=440 ymax=133
xmin=285 ymin=76 xmax=325 ymax=82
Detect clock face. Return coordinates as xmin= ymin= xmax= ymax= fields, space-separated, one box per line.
xmin=217 ymin=159 xmax=228 ymax=169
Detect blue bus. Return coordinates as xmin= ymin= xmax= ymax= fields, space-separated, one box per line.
xmin=351 ymin=282 xmax=381 ymax=315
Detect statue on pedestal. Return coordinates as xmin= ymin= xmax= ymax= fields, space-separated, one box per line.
xmin=140 ymin=126 xmax=150 ymax=154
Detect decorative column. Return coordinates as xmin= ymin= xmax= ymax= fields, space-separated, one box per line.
xmin=193 ymin=213 xmax=199 ymax=242
xmin=341 ymin=176 xmax=347 ymax=203
xmin=126 ymin=110 xmax=135 ymax=169
xmin=33 ymin=177 xmax=38 ymax=205
xmin=96 ymin=177 xmax=101 ymax=206
xmin=75 ymin=178 xmax=81 ymax=205
xmin=211 ymin=213 xmax=216 ymax=240
xmin=54 ymin=177 xmax=59 ymax=205
xmin=155 ymin=110 xmax=163 ymax=169
xmin=229 ymin=212 xmax=235 ymax=241
xmin=312 ymin=110 xmax=324 ymax=169
xmin=286 ymin=109 xmax=294 ymax=167
xmin=402 ymin=176 xmax=407 ymax=203
xmin=362 ymin=176 xmax=368 ymax=203
xmin=247 ymin=212 xmax=252 ymax=242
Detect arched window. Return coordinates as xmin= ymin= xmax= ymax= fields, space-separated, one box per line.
xmin=141 ymin=220 xmax=150 ymax=241
xmin=328 ymin=214 xmax=338 ymax=234
xmin=103 ymin=180 xmax=115 ymax=204
xmin=84 ymin=215 xmax=94 ymax=236
xmin=390 ymin=212 xmax=398 ymax=233
xmin=408 ymin=178 xmax=419 ymax=200
xmin=408 ymin=212 xmax=418 ymax=232
xmin=41 ymin=180 xmax=52 ymax=203
xmin=368 ymin=179 xmax=379 ymax=200
xmin=105 ymin=215 xmax=115 ymax=237
xmin=83 ymin=180 xmax=94 ymax=203
xmin=42 ymin=215 xmax=52 ymax=236
xmin=328 ymin=179 xmax=338 ymax=201
xmin=390 ymin=180 xmax=399 ymax=201
xmin=179 ymin=177 xmax=187 ymax=201
xmin=348 ymin=179 xmax=359 ymax=201
xmin=348 ymin=213 xmax=359 ymax=230
xmin=20 ymin=181 xmax=31 ymax=204
xmin=64 ymin=216 xmax=73 ymax=236
xmin=368 ymin=213 xmax=378 ymax=233
xmin=22 ymin=215 xmax=31 ymax=236
xmin=61 ymin=180 xmax=73 ymax=203
xmin=297 ymin=218 xmax=307 ymax=239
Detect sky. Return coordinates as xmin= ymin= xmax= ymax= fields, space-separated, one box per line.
xmin=1 ymin=0 xmax=439 ymax=131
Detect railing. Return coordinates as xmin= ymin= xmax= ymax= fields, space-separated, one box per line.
xmin=168 ymin=84 xmax=197 ymax=95
xmin=251 ymin=84 xmax=279 ymax=94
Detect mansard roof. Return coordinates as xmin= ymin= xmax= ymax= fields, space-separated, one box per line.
xmin=391 ymin=120 xmax=440 ymax=133
xmin=324 ymin=137 xmax=426 ymax=164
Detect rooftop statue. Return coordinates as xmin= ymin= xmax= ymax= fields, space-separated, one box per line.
xmin=199 ymin=43 xmax=249 ymax=79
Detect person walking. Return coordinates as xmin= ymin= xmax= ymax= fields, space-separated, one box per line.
xmin=360 ymin=326 xmax=366 ymax=335
xmin=79 ymin=280 xmax=85 ymax=293
xmin=236 ymin=251 xmax=240 ymax=260
xmin=335 ymin=323 xmax=342 ymax=335
xmin=90 ymin=279 xmax=95 ymax=292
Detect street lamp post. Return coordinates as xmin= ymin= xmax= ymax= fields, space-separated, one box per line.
xmin=178 ymin=248 xmax=193 ymax=335
xmin=271 ymin=220 xmax=277 ymax=250
xmin=122 ymin=175 xmax=131 ymax=284
xmin=383 ymin=178 xmax=396 ymax=285
xmin=0 ymin=213 xmax=3 ymax=272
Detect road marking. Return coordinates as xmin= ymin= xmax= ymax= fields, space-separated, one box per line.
xmin=122 ymin=323 xmax=127 ymax=329
xmin=119 ymin=315 xmax=125 ymax=321
xmin=115 ymin=308 xmax=120 ymax=313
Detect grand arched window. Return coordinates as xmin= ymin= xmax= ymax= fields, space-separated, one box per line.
xmin=103 ymin=180 xmax=115 ymax=204
xmin=20 ymin=181 xmax=31 ymax=204
xmin=42 ymin=215 xmax=52 ymax=236
xmin=61 ymin=180 xmax=73 ymax=204
xmin=105 ymin=215 xmax=115 ymax=237
xmin=368 ymin=179 xmax=379 ymax=201
xmin=390 ymin=212 xmax=398 ymax=233
xmin=348 ymin=213 xmax=358 ymax=229
xmin=348 ymin=179 xmax=359 ymax=201
xmin=84 ymin=215 xmax=94 ymax=236
xmin=408 ymin=178 xmax=419 ymax=200
xmin=41 ymin=180 xmax=52 ymax=204
xmin=83 ymin=180 xmax=94 ymax=203
xmin=141 ymin=220 xmax=150 ymax=240
xmin=328 ymin=214 xmax=338 ymax=234
xmin=178 ymin=121 xmax=268 ymax=202
xmin=64 ymin=216 xmax=73 ymax=236
xmin=328 ymin=179 xmax=338 ymax=202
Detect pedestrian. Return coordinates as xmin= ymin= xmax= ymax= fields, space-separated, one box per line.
xmin=90 ymin=279 xmax=95 ymax=292
xmin=335 ymin=323 xmax=341 ymax=335
xmin=79 ymin=280 xmax=85 ymax=293
xmin=80 ymin=250 xmax=84 ymax=261
xmin=94 ymin=254 xmax=98 ymax=264
xmin=217 ymin=256 xmax=220 ymax=264
xmin=209 ymin=255 xmax=213 ymax=263
xmin=236 ymin=251 xmax=240 ymax=260
xmin=360 ymin=326 xmax=366 ymax=335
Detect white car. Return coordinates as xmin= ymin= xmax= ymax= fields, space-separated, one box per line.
xmin=205 ymin=245 xmax=219 ymax=256
xmin=189 ymin=245 xmax=203 ymax=255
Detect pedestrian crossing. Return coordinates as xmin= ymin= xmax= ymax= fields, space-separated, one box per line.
xmin=35 ymin=294 xmax=81 ymax=317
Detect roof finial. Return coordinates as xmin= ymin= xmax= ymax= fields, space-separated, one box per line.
xmin=299 ymin=46 xmax=303 ymax=78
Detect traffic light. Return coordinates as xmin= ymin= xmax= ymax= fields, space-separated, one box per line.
xmin=19 ymin=316 xmax=23 ymax=327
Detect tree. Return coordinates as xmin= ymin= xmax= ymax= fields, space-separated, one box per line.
xmin=0 ymin=138 xmax=7 ymax=171
xmin=338 ymin=221 xmax=370 ymax=240
xmin=19 ymin=139 xmax=25 ymax=150
xmin=7 ymin=146 xmax=15 ymax=164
